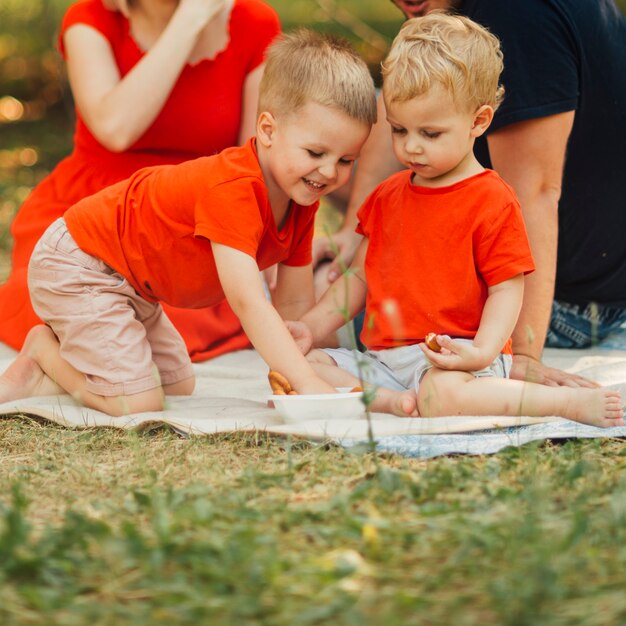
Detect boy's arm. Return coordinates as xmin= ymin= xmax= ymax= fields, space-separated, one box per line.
xmin=475 ymin=274 xmax=525 ymax=361
xmin=422 ymin=274 xmax=524 ymax=371
xmin=211 ymin=243 xmax=336 ymax=394
xmin=300 ymin=237 xmax=369 ymax=346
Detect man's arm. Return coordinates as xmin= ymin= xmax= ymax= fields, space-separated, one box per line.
xmin=487 ymin=112 xmax=598 ymax=388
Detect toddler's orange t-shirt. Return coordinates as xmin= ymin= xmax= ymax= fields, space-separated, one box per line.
xmin=357 ymin=169 xmax=535 ymax=351
xmin=64 ymin=139 xmax=317 ymax=308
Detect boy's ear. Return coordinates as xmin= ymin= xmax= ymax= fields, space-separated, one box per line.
xmin=470 ymin=105 xmax=494 ymax=138
xmin=257 ymin=111 xmax=277 ymax=147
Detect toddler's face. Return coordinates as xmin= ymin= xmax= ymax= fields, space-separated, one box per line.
xmin=386 ymin=85 xmax=481 ymax=187
xmin=264 ymin=102 xmax=370 ymax=207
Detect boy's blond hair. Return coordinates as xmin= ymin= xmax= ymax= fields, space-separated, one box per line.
xmin=259 ymin=29 xmax=377 ymax=125
xmin=382 ymin=12 xmax=504 ymax=112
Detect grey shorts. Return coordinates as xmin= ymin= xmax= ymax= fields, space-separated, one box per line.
xmin=323 ymin=341 xmax=512 ymax=392
xmin=28 ymin=218 xmax=194 ymax=396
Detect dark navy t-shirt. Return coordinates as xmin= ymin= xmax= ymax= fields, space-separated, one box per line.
xmin=460 ymin=0 xmax=626 ymax=307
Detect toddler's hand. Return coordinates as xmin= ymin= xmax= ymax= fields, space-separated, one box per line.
xmin=285 ymin=320 xmax=313 ymax=355
xmin=419 ymin=335 xmax=491 ymax=372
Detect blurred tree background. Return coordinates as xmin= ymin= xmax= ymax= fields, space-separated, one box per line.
xmin=0 ymin=0 xmax=625 ymax=266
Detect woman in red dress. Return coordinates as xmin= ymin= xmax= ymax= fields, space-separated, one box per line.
xmin=0 ymin=0 xmax=280 ymax=360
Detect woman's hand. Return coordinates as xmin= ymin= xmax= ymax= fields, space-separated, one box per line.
xmin=312 ymin=228 xmax=363 ymax=284
xmin=177 ymin=0 xmax=229 ymax=29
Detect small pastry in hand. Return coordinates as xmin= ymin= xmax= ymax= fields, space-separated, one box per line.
xmin=268 ymin=370 xmax=295 ymax=395
xmin=424 ymin=332 xmax=442 ymax=353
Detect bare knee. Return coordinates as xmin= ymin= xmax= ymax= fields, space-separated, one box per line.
xmin=418 ymin=369 xmax=469 ymax=416
xmin=164 ymin=376 xmax=195 ymax=396
xmin=22 ymin=324 xmax=57 ymax=356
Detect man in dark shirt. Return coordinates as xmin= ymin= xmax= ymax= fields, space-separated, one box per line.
xmin=317 ymin=0 xmax=626 ymax=387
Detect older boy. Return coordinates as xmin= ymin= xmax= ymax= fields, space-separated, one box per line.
xmin=289 ymin=14 xmax=624 ymax=427
xmin=0 ymin=30 xmax=376 ymax=416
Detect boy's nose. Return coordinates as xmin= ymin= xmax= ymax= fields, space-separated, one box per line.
xmin=405 ymin=137 xmax=423 ymax=155
xmin=318 ymin=162 xmax=338 ymax=181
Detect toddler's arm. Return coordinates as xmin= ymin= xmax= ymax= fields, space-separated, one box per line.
xmin=421 ymin=274 xmax=524 ymax=371
xmin=211 ymin=243 xmax=336 ymax=394
xmin=272 ymin=263 xmax=315 ymax=321
xmin=299 ymin=237 xmax=369 ymax=346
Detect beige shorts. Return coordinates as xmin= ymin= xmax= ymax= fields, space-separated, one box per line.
xmin=28 ymin=218 xmax=194 ymax=396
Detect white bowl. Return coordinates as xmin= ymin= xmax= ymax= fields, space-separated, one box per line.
xmin=270 ymin=390 xmax=365 ymax=423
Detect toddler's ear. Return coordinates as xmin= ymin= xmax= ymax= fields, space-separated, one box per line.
xmin=471 ymin=105 xmax=494 ymax=137
xmin=256 ymin=111 xmax=277 ymax=147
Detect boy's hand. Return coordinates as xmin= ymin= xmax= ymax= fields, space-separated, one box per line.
xmin=285 ymin=320 xmax=313 ymax=355
xmin=419 ymin=335 xmax=492 ymax=372
xmin=296 ymin=375 xmax=338 ymax=395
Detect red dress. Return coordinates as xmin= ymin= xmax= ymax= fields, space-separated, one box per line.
xmin=0 ymin=0 xmax=280 ymax=361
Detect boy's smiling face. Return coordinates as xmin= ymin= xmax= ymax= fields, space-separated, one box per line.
xmin=385 ymin=84 xmax=491 ymax=187
xmin=257 ymin=101 xmax=370 ymax=214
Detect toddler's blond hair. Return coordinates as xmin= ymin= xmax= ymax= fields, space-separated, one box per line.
xmin=259 ymin=29 xmax=377 ymax=125
xmin=382 ymin=12 xmax=504 ymax=112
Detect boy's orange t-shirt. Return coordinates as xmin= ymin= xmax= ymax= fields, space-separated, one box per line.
xmin=64 ymin=139 xmax=317 ymax=308
xmin=357 ymin=169 xmax=536 ymax=352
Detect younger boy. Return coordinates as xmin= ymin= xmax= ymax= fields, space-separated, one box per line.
xmin=288 ymin=14 xmax=624 ymax=427
xmin=0 ymin=30 xmax=377 ymax=416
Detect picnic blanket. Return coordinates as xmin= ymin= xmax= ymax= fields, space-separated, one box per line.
xmin=0 ymin=343 xmax=624 ymax=458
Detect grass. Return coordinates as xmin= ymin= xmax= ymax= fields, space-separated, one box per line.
xmin=1 ymin=422 xmax=625 ymax=625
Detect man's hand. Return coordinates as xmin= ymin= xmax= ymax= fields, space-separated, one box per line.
xmin=510 ymin=354 xmax=600 ymax=388
xmin=312 ymin=229 xmax=362 ymax=284
xmin=285 ymin=320 xmax=313 ymax=355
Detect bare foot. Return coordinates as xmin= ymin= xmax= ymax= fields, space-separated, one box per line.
xmin=370 ymin=388 xmax=419 ymax=417
xmin=0 ymin=354 xmax=62 ymax=404
xmin=563 ymin=388 xmax=624 ymax=428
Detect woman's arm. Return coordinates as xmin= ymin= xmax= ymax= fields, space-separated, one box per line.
xmin=64 ymin=0 xmax=227 ymax=152
xmin=238 ymin=64 xmax=264 ymax=145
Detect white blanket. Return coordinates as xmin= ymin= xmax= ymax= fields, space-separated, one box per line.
xmin=1 ymin=344 xmax=626 ymax=443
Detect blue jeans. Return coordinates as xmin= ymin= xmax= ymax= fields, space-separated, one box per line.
xmin=546 ymin=300 xmax=626 ymax=349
